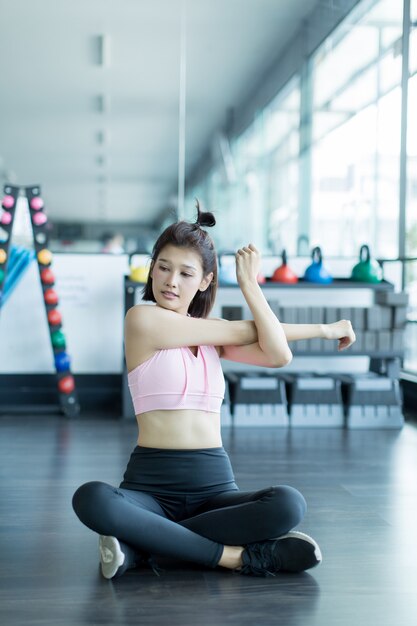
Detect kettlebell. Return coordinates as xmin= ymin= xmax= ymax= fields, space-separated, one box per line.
xmin=271 ymin=250 xmax=298 ymax=284
xmin=351 ymin=244 xmax=383 ymax=283
xmin=304 ymin=246 xmax=333 ymax=284
xmin=129 ymin=252 xmax=150 ymax=283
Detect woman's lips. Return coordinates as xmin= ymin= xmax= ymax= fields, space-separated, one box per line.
xmin=162 ymin=291 xmax=178 ymax=299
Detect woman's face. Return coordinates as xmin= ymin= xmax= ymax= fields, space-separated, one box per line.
xmin=150 ymin=244 xmax=213 ymax=315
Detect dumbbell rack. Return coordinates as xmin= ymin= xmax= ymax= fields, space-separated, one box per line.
xmin=0 ymin=184 xmax=80 ymax=417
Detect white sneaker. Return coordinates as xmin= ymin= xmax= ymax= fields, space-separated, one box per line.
xmin=99 ymin=535 xmax=125 ymax=579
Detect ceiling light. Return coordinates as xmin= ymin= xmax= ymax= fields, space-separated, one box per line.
xmin=93 ymin=94 xmax=109 ymax=113
xmin=93 ymin=34 xmax=110 ymax=67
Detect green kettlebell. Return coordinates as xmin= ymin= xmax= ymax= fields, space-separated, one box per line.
xmin=351 ymin=244 xmax=383 ymax=283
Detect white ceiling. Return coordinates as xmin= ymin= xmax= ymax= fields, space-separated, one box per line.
xmin=0 ymin=0 xmax=319 ymax=224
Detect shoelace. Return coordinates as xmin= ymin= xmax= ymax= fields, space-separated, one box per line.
xmin=239 ymin=541 xmax=281 ymax=578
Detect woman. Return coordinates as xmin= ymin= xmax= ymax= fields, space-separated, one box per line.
xmin=72 ymin=203 xmax=355 ymax=580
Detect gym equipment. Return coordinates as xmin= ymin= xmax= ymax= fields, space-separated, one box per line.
xmin=304 ymin=247 xmax=333 ymax=284
xmin=0 ymin=184 xmax=79 ymax=417
xmin=225 ymin=371 xmax=289 ymax=426
xmin=351 ymin=245 xmax=383 ymax=283
xmin=271 ymin=250 xmax=298 ymax=284
xmin=1 ymin=211 xmax=12 ymax=225
xmin=58 ymin=375 xmax=75 ymax=394
xmin=51 ymin=329 xmax=66 ymax=349
xmin=30 ymin=197 xmax=44 ymax=210
xmin=2 ymin=195 xmax=15 ymax=209
xmin=33 ymin=212 xmax=47 ymax=226
xmin=38 ymin=249 xmax=53 ymax=265
xmin=344 ymin=373 xmax=404 ymax=429
xmin=55 ymin=352 xmax=71 ymax=372
xmin=35 ymin=232 xmax=47 ymax=245
xmin=44 ymin=288 xmax=58 ymax=305
xmin=128 ymin=252 xmax=150 ymax=283
xmin=40 ymin=268 xmax=55 ymax=285
xmin=48 ymin=309 xmax=62 ymax=326
xmin=286 ymin=373 xmax=344 ymax=427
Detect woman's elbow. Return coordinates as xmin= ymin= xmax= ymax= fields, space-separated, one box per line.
xmin=274 ymin=350 xmax=293 ymax=368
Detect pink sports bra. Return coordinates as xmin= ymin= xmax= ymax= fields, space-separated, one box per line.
xmin=128 ymin=344 xmax=226 ymax=415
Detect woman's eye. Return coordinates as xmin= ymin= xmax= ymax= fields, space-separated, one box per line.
xmin=159 ymin=266 xmax=190 ymax=277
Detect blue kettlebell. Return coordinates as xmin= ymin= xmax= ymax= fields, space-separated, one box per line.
xmin=218 ymin=250 xmax=238 ymax=285
xmin=304 ymin=246 xmax=333 ymax=284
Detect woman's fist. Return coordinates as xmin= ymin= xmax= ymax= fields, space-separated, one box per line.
xmin=235 ymin=243 xmax=261 ymax=286
xmin=323 ymin=320 xmax=356 ymax=351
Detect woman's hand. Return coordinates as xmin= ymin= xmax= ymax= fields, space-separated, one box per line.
xmin=235 ymin=243 xmax=261 ymax=286
xmin=322 ymin=320 xmax=356 ymax=351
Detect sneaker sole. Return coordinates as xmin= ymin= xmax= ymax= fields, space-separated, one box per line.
xmin=275 ymin=530 xmax=322 ymax=565
xmin=99 ymin=535 xmax=125 ymax=579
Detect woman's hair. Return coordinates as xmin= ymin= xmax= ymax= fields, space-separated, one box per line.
xmin=141 ymin=200 xmax=218 ymax=318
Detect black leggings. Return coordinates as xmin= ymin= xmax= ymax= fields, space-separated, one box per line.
xmin=72 ymin=446 xmax=307 ymax=568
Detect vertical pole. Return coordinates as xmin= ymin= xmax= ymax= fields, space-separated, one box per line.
xmin=299 ymin=55 xmax=313 ymax=252
xmin=178 ymin=0 xmax=187 ymax=220
xmin=399 ymin=0 xmax=411 ymax=289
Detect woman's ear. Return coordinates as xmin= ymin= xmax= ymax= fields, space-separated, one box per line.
xmin=199 ymin=272 xmax=214 ymax=292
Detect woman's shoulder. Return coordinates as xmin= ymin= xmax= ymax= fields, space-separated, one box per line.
xmin=125 ymin=305 xmax=223 ymax=358
xmin=125 ymin=303 xmax=155 ymax=319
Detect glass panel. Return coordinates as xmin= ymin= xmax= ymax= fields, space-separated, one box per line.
xmin=410 ymin=27 xmax=417 ymax=76
xmin=406 ymin=76 xmax=417 ymax=256
xmin=404 ymin=261 xmax=417 ymax=373
xmin=264 ymin=81 xmax=300 ymax=154
xmin=410 ymin=0 xmax=417 ymax=75
xmin=189 ymin=77 xmax=301 ymax=255
xmin=311 ymin=0 xmax=403 ymax=258
xmin=405 ymin=1 xmax=417 ymax=373
xmin=404 ymin=323 xmax=417 ymax=373
xmin=313 ymin=26 xmax=379 ymax=110
xmin=264 ymin=78 xmax=301 ymax=256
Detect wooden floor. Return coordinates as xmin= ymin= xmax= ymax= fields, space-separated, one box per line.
xmin=1 ymin=414 xmax=417 ymax=626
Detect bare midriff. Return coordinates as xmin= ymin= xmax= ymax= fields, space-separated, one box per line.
xmin=135 ymin=409 xmax=222 ymax=449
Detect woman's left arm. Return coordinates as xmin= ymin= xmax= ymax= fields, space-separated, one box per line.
xmin=281 ymin=320 xmax=356 ymax=351
xmin=236 ymin=244 xmax=293 ymax=366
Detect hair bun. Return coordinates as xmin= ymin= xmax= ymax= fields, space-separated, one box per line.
xmin=195 ymin=198 xmax=216 ymax=228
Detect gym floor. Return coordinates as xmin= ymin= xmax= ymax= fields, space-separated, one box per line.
xmin=1 ymin=413 xmax=417 ymax=626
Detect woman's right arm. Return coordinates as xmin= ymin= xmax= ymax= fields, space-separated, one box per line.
xmin=124 ymin=305 xmax=258 ymax=352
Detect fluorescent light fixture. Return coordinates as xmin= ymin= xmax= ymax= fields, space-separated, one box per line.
xmin=94 ymin=34 xmax=110 ymax=66
xmin=93 ymin=94 xmax=109 ymax=113
xmin=96 ymin=130 xmax=107 ymax=144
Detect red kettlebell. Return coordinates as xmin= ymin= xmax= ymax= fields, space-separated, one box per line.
xmin=271 ymin=250 xmax=298 ymax=284
xmin=58 ymin=375 xmax=75 ymax=394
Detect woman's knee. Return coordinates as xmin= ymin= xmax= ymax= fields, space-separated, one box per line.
xmin=265 ymin=485 xmax=307 ymax=528
xmin=72 ymin=481 xmax=118 ymax=529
